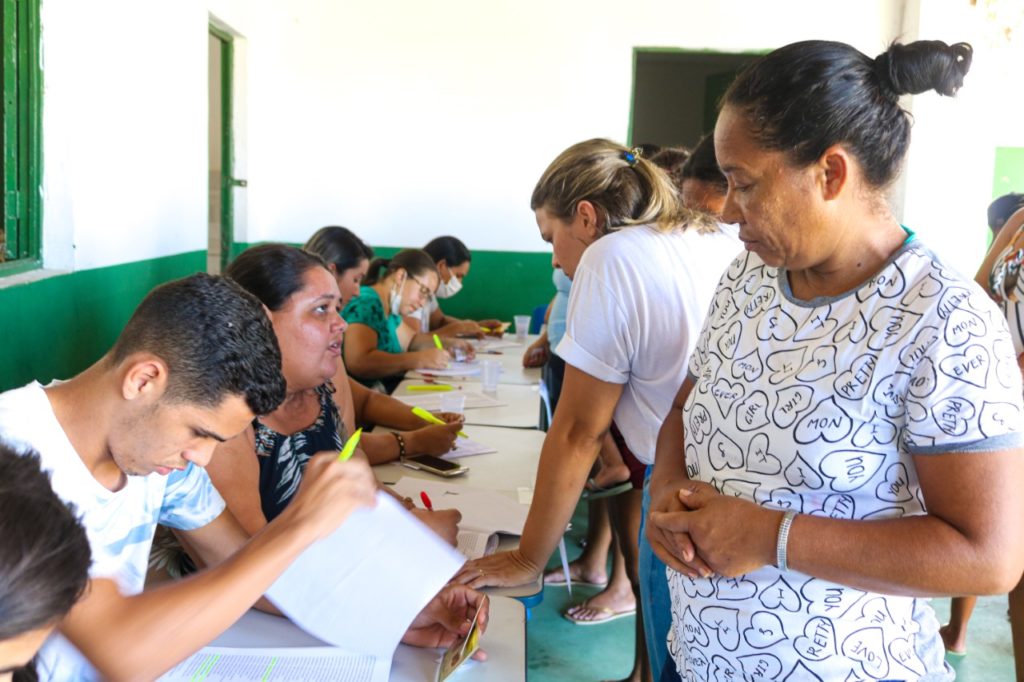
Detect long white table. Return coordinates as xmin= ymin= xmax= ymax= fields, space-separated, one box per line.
xmin=375 ymin=424 xmax=545 ymax=601
xmin=392 ymin=379 xmax=541 ymax=429
xmin=208 ymin=596 xmax=526 ymax=681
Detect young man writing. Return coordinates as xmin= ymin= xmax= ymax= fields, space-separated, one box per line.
xmin=0 ymin=274 xmax=486 ymax=681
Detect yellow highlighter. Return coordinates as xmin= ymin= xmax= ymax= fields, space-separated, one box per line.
xmin=406 ymin=384 xmax=453 ymax=392
xmin=433 ymin=333 xmax=444 ymax=350
xmin=338 ymin=427 xmax=363 ymax=461
xmin=412 ymin=406 xmax=468 ymax=439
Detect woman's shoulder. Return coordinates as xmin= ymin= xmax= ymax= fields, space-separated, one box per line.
xmin=342 ymin=287 xmax=385 ymax=324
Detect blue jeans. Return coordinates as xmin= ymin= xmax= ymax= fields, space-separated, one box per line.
xmin=639 ymin=467 xmax=672 ymax=679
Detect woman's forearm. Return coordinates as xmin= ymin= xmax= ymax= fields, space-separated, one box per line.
xmin=517 ymin=419 xmax=605 ymax=567
xmin=346 ymin=348 xmax=420 ymax=379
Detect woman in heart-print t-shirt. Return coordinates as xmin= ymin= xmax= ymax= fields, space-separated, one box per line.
xmin=647 ymin=39 xmax=1024 ymax=682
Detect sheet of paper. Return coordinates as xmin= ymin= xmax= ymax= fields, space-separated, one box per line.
xmin=444 ymin=437 xmax=497 ymax=459
xmin=264 ymin=493 xmax=465 ymax=657
xmin=472 ymin=339 xmax=521 ymax=352
xmin=455 ymin=528 xmax=499 ymax=560
xmin=413 ymin=362 xmax=482 ymax=378
xmin=391 ymin=477 xmax=529 ymax=535
xmin=158 ymin=647 xmax=390 ymax=682
xmin=393 ymin=391 xmax=506 ymax=410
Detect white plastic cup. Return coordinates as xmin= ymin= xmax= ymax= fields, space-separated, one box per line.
xmin=439 ymin=392 xmax=466 ymax=415
xmin=481 ymin=359 xmax=501 ymax=393
xmin=514 ymin=315 xmax=531 ymax=341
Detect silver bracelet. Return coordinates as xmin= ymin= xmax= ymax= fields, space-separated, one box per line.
xmin=776 ymin=510 xmax=797 ymax=572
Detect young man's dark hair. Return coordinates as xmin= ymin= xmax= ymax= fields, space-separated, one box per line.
xmin=0 ymin=442 xmax=91 ymax=682
xmin=109 ymin=273 xmax=285 ymax=416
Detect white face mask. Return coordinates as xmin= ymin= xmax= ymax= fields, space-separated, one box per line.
xmin=389 ymin=285 xmax=403 ymax=315
xmin=436 ymin=274 xmax=463 ymax=299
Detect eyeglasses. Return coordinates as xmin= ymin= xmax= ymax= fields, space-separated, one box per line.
xmin=407 ymin=274 xmax=435 ymax=301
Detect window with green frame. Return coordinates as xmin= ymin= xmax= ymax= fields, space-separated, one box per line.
xmin=1 ymin=0 xmax=41 ymax=274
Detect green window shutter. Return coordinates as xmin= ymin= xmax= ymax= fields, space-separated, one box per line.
xmin=1 ymin=0 xmax=41 ymax=274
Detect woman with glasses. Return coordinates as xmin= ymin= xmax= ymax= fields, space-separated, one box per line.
xmin=343 ymin=248 xmax=471 ymax=392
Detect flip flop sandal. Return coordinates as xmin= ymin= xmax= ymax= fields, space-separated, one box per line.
xmin=581 ymin=479 xmax=632 ymax=500
xmin=563 ymin=603 xmax=637 ymax=625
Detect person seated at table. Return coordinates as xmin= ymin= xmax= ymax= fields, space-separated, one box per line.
xmin=343 ymin=249 xmax=471 ymax=393
xmin=419 ymin=236 xmax=503 ymax=338
xmin=677 ymin=134 xmax=727 ymax=218
xmin=304 ymin=229 xmax=471 ymax=451
xmin=304 ymin=225 xmax=374 ymax=306
xmin=0 ymin=442 xmax=90 ymax=682
xmin=0 ymin=273 xmax=486 ymax=680
xmin=0 ymin=273 xmax=373 ymax=680
xmin=201 ymin=243 xmax=462 ymax=543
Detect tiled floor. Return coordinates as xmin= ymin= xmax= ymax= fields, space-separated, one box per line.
xmin=527 ymin=500 xmax=1018 ymax=681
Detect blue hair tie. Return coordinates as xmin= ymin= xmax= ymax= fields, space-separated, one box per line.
xmin=622 ymin=148 xmax=641 ymax=166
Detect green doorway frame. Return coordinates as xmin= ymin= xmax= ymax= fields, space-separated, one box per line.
xmin=210 ymin=25 xmax=242 ymax=273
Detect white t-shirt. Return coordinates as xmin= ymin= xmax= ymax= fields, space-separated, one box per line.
xmin=556 ymin=222 xmax=741 ymax=463
xmin=0 ymin=382 xmax=226 ymax=681
xmin=668 ymin=241 xmax=1024 ymax=681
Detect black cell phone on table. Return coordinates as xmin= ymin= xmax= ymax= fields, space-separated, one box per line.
xmin=402 ymin=454 xmax=468 ymax=477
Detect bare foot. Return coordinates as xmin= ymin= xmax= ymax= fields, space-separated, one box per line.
xmin=940 ymin=623 xmax=967 ymax=655
xmin=543 ymin=560 xmax=607 ymax=587
xmin=564 ymin=586 xmax=636 ymax=623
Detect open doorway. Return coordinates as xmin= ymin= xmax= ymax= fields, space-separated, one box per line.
xmin=629 ymin=50 xmax=756 ymax=150
xmin=208 ymin=23 xmax=245 ymax=274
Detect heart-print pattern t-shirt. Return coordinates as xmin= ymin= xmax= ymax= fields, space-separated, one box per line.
xmin=667 ymin=239 xmax=1024 ymax=681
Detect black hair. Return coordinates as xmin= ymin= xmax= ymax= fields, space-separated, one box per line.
xmin=680 ymin=134 xmax=727 ymax=194
xmin=110 ymin=273 xmax=285 ymax=416
xmin=649 ymin=147 xmax=691 ymax=190
xmin=423 ymin=236 xmax=471 ymax=268
xmin=636 ymin=143 xmax=662 ymax=158
xmin=363 ymin=248 xmax=438 ymax=286
xmin=989 ymin=193 xmax=1024 ymax=232
xmin=722 ymin=39 xmax=972 ymax=189
xmin=227 ymin=243 xmax=328 ymax=312
xmin=304 ymin=226 xmax=374 ymax=274
xmin=0 ymin=442 xmax=91 ymax=681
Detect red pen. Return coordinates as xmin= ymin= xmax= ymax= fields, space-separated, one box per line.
xmin=420 ymin=491 xmax=434 ymax=511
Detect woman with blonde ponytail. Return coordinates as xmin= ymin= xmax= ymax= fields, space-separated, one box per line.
xmin=455 ymin=138 xmax=740 ymax=681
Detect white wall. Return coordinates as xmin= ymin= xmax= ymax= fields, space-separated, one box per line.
xmin=40 ymin=0 xmax=209 ymax=271
xmin=40 ymin=0 xmax=903 ymax=270
xmin=901 ymin=0 xmax=1024 ymax=278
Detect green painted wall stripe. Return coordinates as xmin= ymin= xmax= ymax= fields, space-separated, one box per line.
xmin=1 ymin=247 xmax=553 ymax=391
xmin=0 ymin=251 xmax=205 ymax=390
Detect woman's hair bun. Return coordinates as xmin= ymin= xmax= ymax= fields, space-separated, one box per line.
xmin=874 ymin=40 xmax=973 ymax=98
